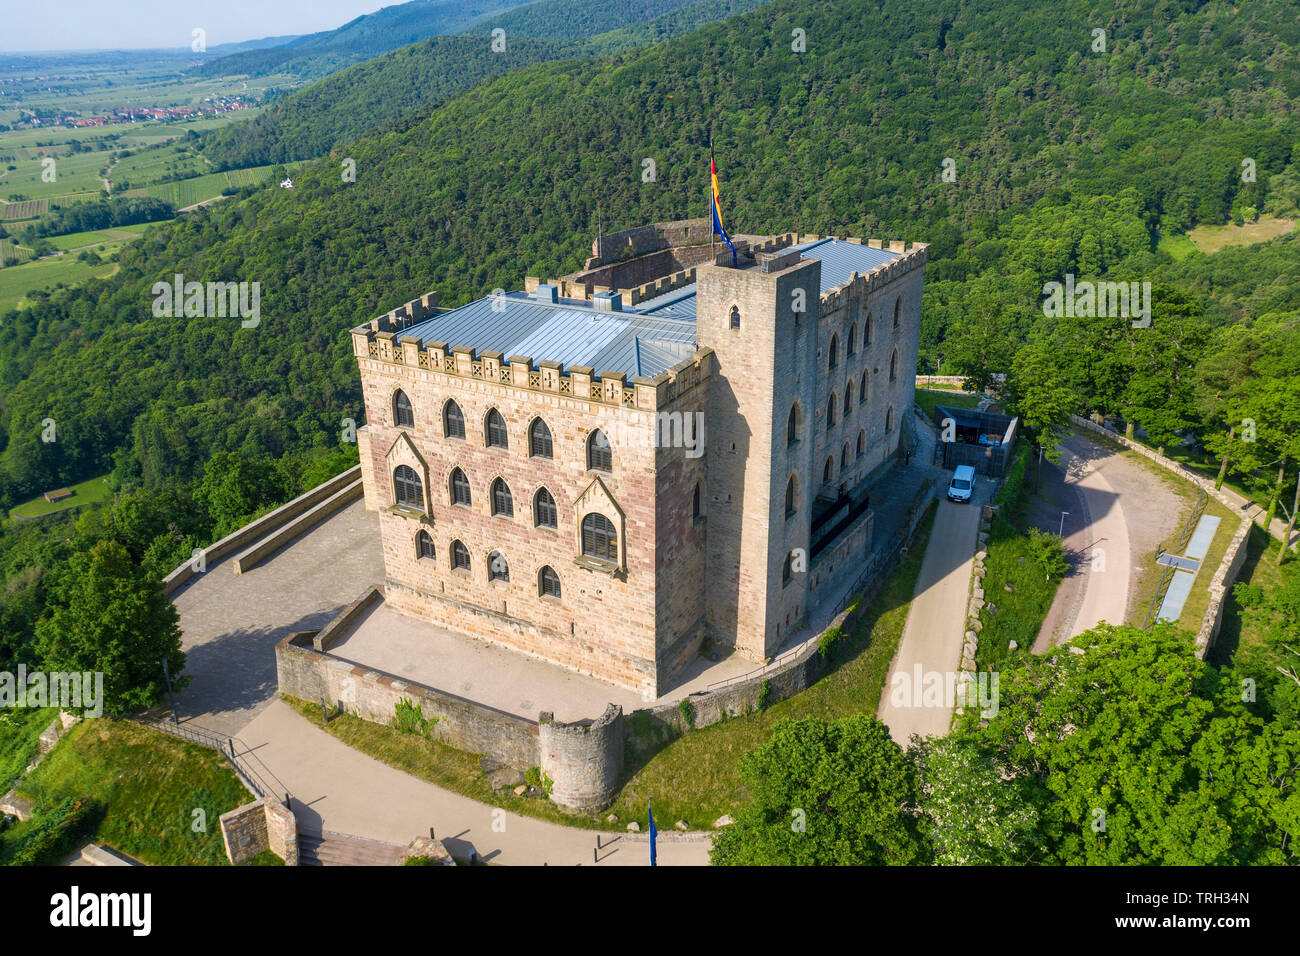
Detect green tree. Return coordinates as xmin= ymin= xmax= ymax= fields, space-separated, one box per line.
xmin=710 ymin=715 xmax=928 ymax=866
xmin=34 ymin=540 xmax=187 ymax=715
xmin=911 ymin=735 xmax=1039 ymax=865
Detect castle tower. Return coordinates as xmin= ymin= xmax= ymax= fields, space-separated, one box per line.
xmin=696 ymin=250 xmax=821 ymax=662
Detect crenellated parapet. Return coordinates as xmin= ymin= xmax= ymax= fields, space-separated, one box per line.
xmin=351 ymin=316 xmax=716 ymax=413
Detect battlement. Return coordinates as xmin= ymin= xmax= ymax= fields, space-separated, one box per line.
xmin=351 ymin=320 xmax=715 ymax=412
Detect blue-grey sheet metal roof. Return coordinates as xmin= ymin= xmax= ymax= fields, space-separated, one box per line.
xmin=791 ymin=238 xmax=901 ymax=292
xmin=401 ymin=292 xmax=696 ymax=379
xmin=636 ymin=284 xmax=699 ymax=319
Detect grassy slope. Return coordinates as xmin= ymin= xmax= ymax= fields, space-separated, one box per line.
xmin=11 ymin=720 xmax=247 ymax=865
xmin=0 ymin=707 xmax=56 ymax=794
xmin=9 ymin=474 xmax=113 ymax=519
xmin=0 ymin=254 xmax=120 ymax=312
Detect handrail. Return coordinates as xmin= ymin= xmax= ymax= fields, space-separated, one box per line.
xmin=131 ymin=714 xmax=290 ymax=803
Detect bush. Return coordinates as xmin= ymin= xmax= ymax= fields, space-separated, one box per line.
xmin=994 ymin=444 xmax=1032 ymax=513
xmin=758 ymin=679 xmax=772 ymax=712
xmin=677 ymin=698 xmax=696 ymax=729
xmin=392 ymin=697 xmax=437 ymax=737
xmin=817 ymin=625 xmax=843 ymax=662
xmin=5 ymin=796 xmax=104 ymax=866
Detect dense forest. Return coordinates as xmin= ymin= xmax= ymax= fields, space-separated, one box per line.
xmin=1 ymin=0 xmax=1298 ymax=727
xmin=200 ymin=0 xmax=776 ymax=169
xmin=194 ymin=0 xmax=530 ymax=78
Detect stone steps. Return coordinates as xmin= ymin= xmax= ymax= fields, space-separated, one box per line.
xmin=297 ymin=830 xmax=405 ymax=866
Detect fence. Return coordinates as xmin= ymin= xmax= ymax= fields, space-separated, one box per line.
xmin=132 ymin=714 xmax=289 ymax=803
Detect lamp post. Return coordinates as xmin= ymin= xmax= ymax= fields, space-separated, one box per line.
xmin=1059 ymin=511 xmax=1070 ymax=538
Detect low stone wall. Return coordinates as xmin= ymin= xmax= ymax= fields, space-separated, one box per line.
xmin=232 ymin=478 xmax=363 ymax=574
xmin=313 ymin=584 xmax=384 ymax=652
xmin=220 ymin=797 xmax=298 ymax=865
xmin=1195 ymin=517 xmax=1252 ymax=657
xmin=1070 ymin=415 xmax=1251 ymax=657
xmin=276 ymin=631 xmax=540 ymax=770
xmin=162 ymin=465 xmax=361 ymax=595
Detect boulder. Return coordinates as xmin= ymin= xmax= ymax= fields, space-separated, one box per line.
xmin=1008 ymin=640 xmax=1019 ymax=651
xmin=1004 ymin=583 xmax=1015 ymax=593
xmin=714 ymin=815 xmax=734 ymax=828
xmin=606 ymin=814 xmax=619 ymax=824
xmin=976 ymin=550 xmax=988 ymax=561
xmin=675 ymin=820 xmax=690 ymax=831
xmin=627 ymin=821 xmax=641 ymax=832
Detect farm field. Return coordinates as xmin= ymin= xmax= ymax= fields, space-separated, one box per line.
xmin=45 ymin=227 xmax=147 ymax=251
xmin=0 ymin=241 xmax=35 ymax=266
xmin=126 ymin=163 xmax=290 ymax=208
xmin=0 ymin=253 xmax=120 ymax=312
xmin=1188 ymin=217 xmax=1296 ymax=253
xmin=0 ymin=199 xmax=49 ymax=220
xmin=0 ymin=149 xmax=112 ymax=200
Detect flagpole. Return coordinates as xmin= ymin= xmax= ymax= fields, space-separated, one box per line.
xmin=709 ymin=133 xmax=715 ymax=266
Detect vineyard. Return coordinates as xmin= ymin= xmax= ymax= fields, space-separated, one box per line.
xmin=0 ymin=199 xmax=48 ymax=220
xmin=0 ymin=242 xmax=35 ymax=266
xmin=127 ymin=164 xmax=279 ymax=208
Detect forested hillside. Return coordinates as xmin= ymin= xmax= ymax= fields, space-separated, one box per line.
xmin=201 ymin=0 xmax=776 ymax=168
xmin=195 ymin=0 xmax=529 ymax=78
xmin=1 ymin=0 xmax=1299 ymax=699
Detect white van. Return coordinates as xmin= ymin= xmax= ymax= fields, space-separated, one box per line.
xmin=947 ymin=465 xmax=975 ymax=503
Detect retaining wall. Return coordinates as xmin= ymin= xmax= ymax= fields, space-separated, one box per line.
xmin=219 ymin=797 xmax=298 ymax=866
xmin=162 ymin=465 xmax=361 ymax=595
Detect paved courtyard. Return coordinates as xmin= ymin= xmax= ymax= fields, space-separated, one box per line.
xmin=171 ymin=500 xmax=385 ymax=736
xmin=332 ymin=601 xmax=753 ymax=722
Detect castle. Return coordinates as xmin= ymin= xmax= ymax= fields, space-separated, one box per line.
xmin=350 ymin=219 xmax=926 ymax=697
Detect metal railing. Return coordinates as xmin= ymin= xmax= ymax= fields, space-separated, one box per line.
xmin=132 ymin=714 xmax=289 ymax=803
xmin=1142 ymin=486 xmax=1208 ymax=629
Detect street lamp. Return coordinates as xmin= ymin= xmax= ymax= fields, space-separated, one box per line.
xmin=1059 ymin=511 xmax=1070 ymax=538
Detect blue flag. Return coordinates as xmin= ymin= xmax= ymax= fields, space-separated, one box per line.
xmin=648 ymin=799 xmax=658 ymax=867
xmin=710 ymin=150 xmax=739 ymax=267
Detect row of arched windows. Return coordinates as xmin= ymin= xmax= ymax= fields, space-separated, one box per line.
xmin=393 ymin=465 xmax=562 ymax=527
xmin=785 ymin=368 xmax=894 ymax=448
xmin=391 ymin=392 xmax=616 ymax=473
xmin=825 ymin=296 xmax=903 ymax=373
xmin=783 ymin=414 xmax=892 ymax=518
xmin=413 ymin=529 xmax=566 ymax=597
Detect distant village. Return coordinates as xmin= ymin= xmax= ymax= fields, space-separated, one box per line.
xmin=12 ymin=95 xmax=255 ymax=130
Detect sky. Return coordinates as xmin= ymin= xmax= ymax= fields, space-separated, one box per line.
xmin=1 ymin=0 xmax=395 ymax=53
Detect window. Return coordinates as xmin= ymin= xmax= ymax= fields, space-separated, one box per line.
xmin=729 ymin=305 xmax=741 ymax=329
xmin=450 ymin=467 xmax=471 ymax=507
xmin=890 ymin=349 xmax=898 ymax=383
xmin=486 ymin=408 xmax=508 ymax=448
xmin=451 ymin=539 xmax=470 ymax=571
xmin=787 ymin=404 xmax=800 ymax=446
xmin=416 ymin=530 xmax=435 ymax=560
xmin=587 ymin=430 xmax=612 ymax=472
xmin=782 ymin=551 xmax=794 ymax=586
xmin=393 ymin=465 xmax=423 ymax=509
xmin=893 ymin=295 xmax=902 ymax=330
xmin=581 ymin=513 xmax=617 ymax=562
xmin=491 ymin=478 xmax=513 ymax=517
xmin=886 ymin=406 xmax=895 ymax=433
xmin=692 ymin=482 xmax=702 ymax=521
xmin=393 ymin=390 xmax=414 ymax=429
xmin=826 ymin=394 xmax=837 ymax=429
xmin=539 ymin=565 xmax=561 ymax=598
xmin=858 ymin=429 xmax=866 ymax=457
xmin=529 ymin=418 xmax=553 ymax=458
xmin=845 ymin=382 xmax=853 ymax=413
xmin=534 ymin=487 xmax=557 ymax=528
xmin=444 ymin=400 xmax=465 ymax=439
xmin=842 ymin=442 xmax=851 ymax=470
xmin=489 ymin=550 xmax=509 ymax=582
xmin=861 ymin=369 xmax=869 ymax=404
xmin=865 ymin=312 xmax=873 ymax=345
xmin=785 ymin=475 xmax=797 ymax=518
xmin=823 ymin=458 xmax=833 ymax=483
xmin=828 ymin=334 xmax=839 ymax=370
xmin=847 ymin=324 xmax=856 ymax=356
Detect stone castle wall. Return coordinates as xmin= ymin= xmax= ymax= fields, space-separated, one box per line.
xmin=539 ymin=705 xmax=623 ymax=813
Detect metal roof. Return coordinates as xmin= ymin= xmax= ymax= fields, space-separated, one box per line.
xmin=397 ymin=239 xmax=905 ymax=379
xmin=401 ymin=292 xmax=696 ymax=379
xmin=789 ymin=238 xmax=901 ymax=292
